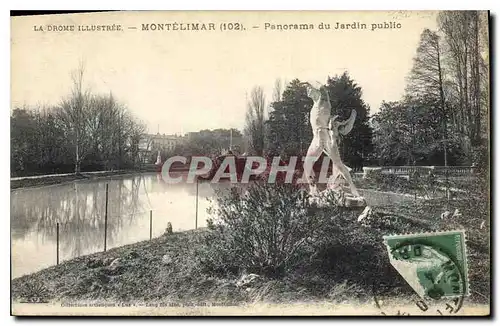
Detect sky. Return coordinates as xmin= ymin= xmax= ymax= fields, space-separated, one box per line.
xmin=11 ymin=11 xmax=439 ymax=135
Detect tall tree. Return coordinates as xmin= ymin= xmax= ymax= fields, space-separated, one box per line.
xmin=11 ymin=66 xmax=147 ymax=176
xmin=244 ymin=86 xmax=267 ymax=156
xmin=58 ymin=62 xmax=91 ymax=174
xmin=438 ymin=11 xmax=488 ymax=159
xmin=272 ymin=78 xmax=283 ymax=102
xmin=266 ymin=79 xmax=311 ymax=157
xmin=406 ymin=28 xmax=448 ymax=167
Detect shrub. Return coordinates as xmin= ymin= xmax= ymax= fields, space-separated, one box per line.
xmin=197 ymin=182 xmax=341 ymax=278
xmin=360 ymin=169 xmax=443 ymax=198
xmin=362 ymin=167 xmax=383 ymax=179
xmin=361 ymin=172 xmax=415 ymax=193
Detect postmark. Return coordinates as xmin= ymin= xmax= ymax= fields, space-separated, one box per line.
xmin=372 ymin=279 xmax=466 ymax=316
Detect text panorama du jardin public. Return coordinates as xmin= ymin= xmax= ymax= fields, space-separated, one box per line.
xmin=35 ymin=21 xmax=402 ymax=33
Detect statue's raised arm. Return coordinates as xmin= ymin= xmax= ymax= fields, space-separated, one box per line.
xmin=331 ymin=109 xmax=357 ymax=136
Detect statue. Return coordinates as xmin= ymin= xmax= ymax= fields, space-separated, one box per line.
xmin=155 ymin=150 xmax=162 ymax=165
xmin=302 ymin=81 xmax=365 ymax=207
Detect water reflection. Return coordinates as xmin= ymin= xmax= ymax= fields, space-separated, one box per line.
xmin=10 ymin=173 xmax=232 ymax=278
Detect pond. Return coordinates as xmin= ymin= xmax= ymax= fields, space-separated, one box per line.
xmin=10 ymin=173 xmax=240 ymax=279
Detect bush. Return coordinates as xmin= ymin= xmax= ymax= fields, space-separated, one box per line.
xmin=362 ymin=167 xmax=383 ymax=179
xmin=361 ymin=172 xmax=415 ymax=193
xmin=197 ymin=182 xmax=342 ymax=278
xmin=471 ymin=140 xmax=489 ymax=172
xmin=360 ymin=169 xmax=442 ymax=198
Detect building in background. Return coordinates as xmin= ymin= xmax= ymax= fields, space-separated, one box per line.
xmin=138 ymin=133 xmax=185 ymax=163
xmin=150 ymin=133 xmax=181 ymax=152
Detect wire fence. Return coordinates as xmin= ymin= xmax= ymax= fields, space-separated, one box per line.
xmin=54 ymin=179 xmax=201 ymax=266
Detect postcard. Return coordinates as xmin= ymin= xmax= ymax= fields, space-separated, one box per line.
xmin=10 ymin=10 xmax=490 ymax=316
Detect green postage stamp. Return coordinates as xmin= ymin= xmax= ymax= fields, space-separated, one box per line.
xmin=383 ymin=230 xmax=469 ymax=300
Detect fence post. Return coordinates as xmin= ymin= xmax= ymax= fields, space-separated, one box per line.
xmin=150 ymin=210 xmax=153 ymax=240
xmin=195 ymin=178 xmax=199 ymax=229
xmin=104 ymin=183 xmax=109 ymax=252
xmin=56 ymin=222 xmax=59 ymax=265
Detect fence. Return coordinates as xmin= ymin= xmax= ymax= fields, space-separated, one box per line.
xmin=369 ymin=166 xmax=476 ymax=177
xmin=54 ymin=180 xmax=201 ymax=266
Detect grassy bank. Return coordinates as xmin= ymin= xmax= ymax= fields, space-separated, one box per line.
xmin=10 ymin=170 xmax=140 ymax=190
xmin=11 ymin=195 xmax=489 ymax=307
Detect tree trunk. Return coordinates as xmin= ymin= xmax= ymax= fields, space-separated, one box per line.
xmin=437 ymin=42 xmax=448 ymax=169
xmin=75 ymin=132 xmax=81 ymax=174
xmin=474 ymin=12 xmax=481 ymax=145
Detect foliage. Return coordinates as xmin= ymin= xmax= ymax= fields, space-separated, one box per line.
xmin=266 ymin=74 xmax=374 ymax=169
xmin=471 ymin=139 xmax=489 ymax=173
xmin=372 ymin=13 xmax=489 ymax=166
xmin=11 ymin=107 xmax=69 ymax=175
xmin=359 ymin=171 xmax=417 ymax=194
xmin=438 ymin=11 xmax=488 ymax=149
xmin=372 ymin=100 xmax=466 ymax=166
xmin=406 ymin=29 xmax=445 ymax=102
xmin=197 ymin=182 xmax=341 ymax=277
xmin=11 ymin=95 xmax=145 ymax=177
xmin=266 ymin=79 xmax=312 ymax=158
xmin=325 ymin=73 xmax=374 ymax=170
xmin=168 ymin=128 xmax=243 ymax=159
xmin=11 ymin=64 xmax=146 ymax=177
xmin=357 ymin=169 xmax=450 ymax=200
